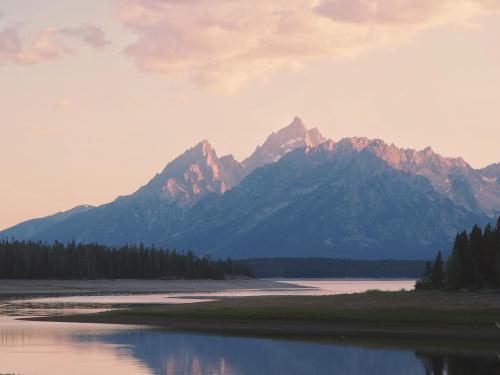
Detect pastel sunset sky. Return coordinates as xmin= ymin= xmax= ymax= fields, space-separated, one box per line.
xmin=1 ymin=0 xmax=500 ymax=230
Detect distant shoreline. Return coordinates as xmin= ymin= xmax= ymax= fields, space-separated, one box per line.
xmin=0 ymin=277 xmax=415 ymax=299
xmin=27 ymin=290 xmax=500 ymax=342
xmin=0 ymin=278 xmax=299 ymax=300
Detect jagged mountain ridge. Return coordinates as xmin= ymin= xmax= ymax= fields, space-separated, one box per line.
xmin=481 ymin=163 xmax=500 ymax=179
xmin=1 ymin=117 xmax=498 ymax=259
xmin=336 ymin=137 xmax=500 ymax=216
xmin=133 ymin=117 xmax=326 ymax=207
xmin=242 ymin=116 xmax=326 ymax=173
xmin=135 ymin=140 xmax=229 ymax=207
xmin=159 ymin=142 xmax=485 ymax=259
xmin=0 ymin=117 xmax=326 ymax=247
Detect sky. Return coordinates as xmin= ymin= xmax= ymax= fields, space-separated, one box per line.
xmin=1 ymin=0 xmax=500 ymax=230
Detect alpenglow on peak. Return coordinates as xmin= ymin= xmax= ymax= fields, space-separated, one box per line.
xmin=242 ymin=116 xmax=326 ymax=172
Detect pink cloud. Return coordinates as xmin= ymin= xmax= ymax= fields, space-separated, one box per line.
xmin=0 ymin=26 xmax=63 ymax=65
xmin=315 ymin=0 xmax=500 ymax=24
xmin=60 ymin=25 xmax=110 ymax=50
xmin=119 ymin=0 xmax=500 ymax=92
xmin=0 ymin=20 xmax=109 ymax=65
xmin=315 ymin=0 xmax=449 ymax=24
xmin=0 ymin=27 xmax=23 ymax=63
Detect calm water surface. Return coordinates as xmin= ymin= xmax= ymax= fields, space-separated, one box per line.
xmin=1 ymin=279 xmax=499 ymax=375
xmin=17 ymin=278 xmax=417 ymax=305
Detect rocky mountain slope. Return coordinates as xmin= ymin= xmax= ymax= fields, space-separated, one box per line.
xmin=134 ymin=140 xmax=230 ymax=207
xmin=339 ymin=138 xmax=500 ymax=217
xmin=242 ymin=116 xmax=325 ymax=173
xmin=161 ymin=142 xmax=484 ymax=259
xmin=1 ymin=117 xmax=497 ymax=259
xmin=0 ymin=205 xmax=95 ymax=240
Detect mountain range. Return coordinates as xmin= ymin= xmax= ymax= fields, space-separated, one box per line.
xmin=2 ymin=117 xmax=498 ymax=259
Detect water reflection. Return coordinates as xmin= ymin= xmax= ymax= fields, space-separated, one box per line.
xmin=1 ymin=278 xmax=499 ymax=375
xmin=2 ymin=315 xmax=500 ymax=375
xmin=15 ymin=279 xmax=417 ymax=306
xmin=416 ymin=351 xmax=500 ymax=375
xmin=78 ymin=330 xmax=426 ymax=375
xmin=0 ymin=317 xmax=152 ymax=375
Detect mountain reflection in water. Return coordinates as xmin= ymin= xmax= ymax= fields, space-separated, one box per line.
xmin=1 ymin=278 xmax=499 ymax=375
xmin=2 ymin=318 xmax=500 ymax=375
xmin=75 ymin=329 xmax=426 ymax=375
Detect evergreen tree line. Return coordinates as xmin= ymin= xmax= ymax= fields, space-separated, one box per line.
xmin=0 ymin=239 xmax=254 ymax=280
xmin=416 ymin=217 xmax=500 ymax=290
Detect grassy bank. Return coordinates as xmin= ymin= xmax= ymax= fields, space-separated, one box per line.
xmin=32 ymin=290 xmax=500 ymax=341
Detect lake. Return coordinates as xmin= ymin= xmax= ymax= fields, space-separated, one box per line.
xmin=1 ymin=279 xmax=498 ymax=374
xmin=15 ymin=278 xmax=416 ymax=305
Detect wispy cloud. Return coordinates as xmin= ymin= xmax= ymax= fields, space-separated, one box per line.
xmin=53 ymin=98 xmax=73 ymax=111
xmin=0 ymin=14 xmax=110 ymax=65
xmin=60 ymin=25 xmax=110 ymax=50
xmin=315 ymin=0 xmax=500 ymax=24
xmin=119 ymin=0 xmax=500 ymax=92
xmin=0 ymin=26 xmax=63 ymax=65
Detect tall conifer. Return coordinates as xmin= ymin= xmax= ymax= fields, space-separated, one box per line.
xmin=432 ymin=251 xmax=445 ymax=288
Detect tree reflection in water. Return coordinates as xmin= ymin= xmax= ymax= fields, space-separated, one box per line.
xmin=416 ymin=351 xmax=500 ymax=375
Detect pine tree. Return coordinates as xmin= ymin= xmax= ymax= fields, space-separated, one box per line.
xmin=495 ymin=217 xmax=500 ymax=287
xmin=431 ymin=251 xmax=445 ymax=288
xmin=482 ymin=223 xmax=497 ymax=286
xmin=456 ymin=230 xmax=475 ymax=287
xmin=469 ymin=225 xmax=484 ymax=286
xmin=446 ymin=235 xmax=464 ymax=289
xmin=415 ymin=261 xmax=433 ymax=290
